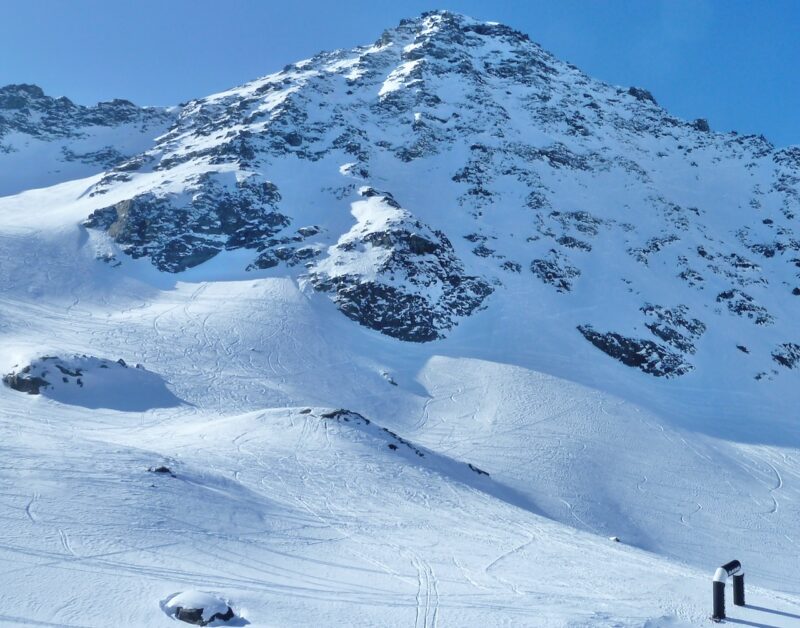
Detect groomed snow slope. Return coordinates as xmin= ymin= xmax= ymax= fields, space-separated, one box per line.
xmin=1 ymin=183 xmax=800 ymax=625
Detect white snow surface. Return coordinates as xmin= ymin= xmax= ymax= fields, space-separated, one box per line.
xmin=1 ymin=9 xmax=800 ymax=628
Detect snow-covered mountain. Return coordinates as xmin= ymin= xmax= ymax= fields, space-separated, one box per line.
xmin=2 ymin=10 xmax=800 ymax=627
xmin=32 ymin=12 xmax=800 ymax=380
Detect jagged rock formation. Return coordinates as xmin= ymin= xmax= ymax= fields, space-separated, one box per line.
xmin=0 ymin=84 xmax=173 ymax=195
xmin=84 ymin=172 xmax=291 ymax=272
xmin=577 ymin=325 xmax=693 ymax=378
xmin=0 ymin=84 xmax=168 ymax=141
xmin=308 ymin=187 xmax=492 ymax=341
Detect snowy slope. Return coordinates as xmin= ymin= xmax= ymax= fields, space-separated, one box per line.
xmin=1 ymin=9 xmax=800 ymax=627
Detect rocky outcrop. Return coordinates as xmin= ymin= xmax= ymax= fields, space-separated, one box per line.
xmin=577 ymin=325 xmax=693 ymax=378
xmin=4 ymin=355 xmax=123 ymax=394
xmin=0 ymin=83 xmax=170 ymax=143
xmin=3 ymin=355 xmax=181 ymax=411
xmin=531 ymin=250 xmax=581 ymax=292
xmin=716 ymin=289 xmax=773 ymax=325
xmin=309 ymin=188 xmax=492 ymax=341
xmin=84 ymin=173 xmax=291 ymax=272
xmin=772 ymin=343 xmax=800 ymax=369
xmin=2 ymin=369 xmax=49 ymax=394
xmin=641 ymin=304 xmax=706 ymax=354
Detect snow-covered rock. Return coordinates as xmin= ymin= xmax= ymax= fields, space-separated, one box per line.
xmin=163 ymin=591 xmax=235 ymax=626
xmin=3 ymin=355 xmax=182 ymax=411
xmin=308 ymin=188 xmax=491 ymax=340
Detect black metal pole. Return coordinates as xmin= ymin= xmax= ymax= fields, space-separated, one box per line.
xmin=712 ymin=580 xmax=726 ymax=620
xmin=733 ymin=573 xmax=745 ymax=606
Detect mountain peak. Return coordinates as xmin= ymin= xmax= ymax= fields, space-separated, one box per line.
xmin=0 ymin=83 xmax=60 ymax=110
xmin=4 ymin=11 xmax=799 ymax=389
xmin=0 ymin=83 xmax=46 ymax=97
xmin=373 ymin=10 xmax=534 ymax=56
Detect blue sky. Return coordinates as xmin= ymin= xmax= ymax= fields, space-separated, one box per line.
xmin=2 ymin=0 xmax=798 ymax=146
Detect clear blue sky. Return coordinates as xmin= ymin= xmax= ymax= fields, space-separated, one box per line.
xmin=2 ymin=0 xmax=799 ymax=146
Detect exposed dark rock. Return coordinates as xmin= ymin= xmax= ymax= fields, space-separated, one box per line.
xmin=628 ymin=87 xmax=658 ymax=105
xmin=3 ymin=355 xmax=179 ymax=411
xmin=317 ymin=279 xmax=476 ymax=342
xmin=84 ymin=173 xmax=290 ymax=272
xmin=531 ymin=250 xmax=580 ymax=292
xmin=174 ymin=605 xmax=234 ymax=626
xmin=628 ymin=235 xmax=680 ymax=265
xmin=309 ymin=189 xmax=491 ymax=341
xmin=2 ymin=372 xmax=49 ymax=394
xmin=640 ymin=304 xmax=705 ymax=354
xmin=468 ymin=463 xmax=489 ymax=476
xmin=297 ymin=225 xmax=320 ymax=237
xmin=61 ymin=145 xmax=128 ymax=169
xmin=577 ymin=325 xmax=692 ymax=377
xmin=0 ymin=83 xmax=170 ymax=140
xmin=772 ymin=343 xmax=800 ymax=369
xmin=550 ymin=210 xmax=604 ymax=236
xmin=556 ymin=235 xmax=592 ymax=252
xmin=148 ymin=466 xmax=175 ymax=477
xmin=381 ymin=371 xmax=398 ymax=386
xmin=716 ymin=289 xmax=773 ymax=325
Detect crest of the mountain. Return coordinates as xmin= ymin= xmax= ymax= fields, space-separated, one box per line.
xmin=0 ymin=83 xmax=173 ymax=195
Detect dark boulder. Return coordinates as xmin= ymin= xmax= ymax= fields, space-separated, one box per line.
xmin=628 ymin=87 xmax=658 ymax=105
xmin=2 ymin=372 xmax=49 ymax=394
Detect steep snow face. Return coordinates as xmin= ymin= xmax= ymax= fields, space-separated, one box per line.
xmin=0 ymin=84 xmax=174 ymax=195
xmin=37 ymin=10 xmax=795 ymax=378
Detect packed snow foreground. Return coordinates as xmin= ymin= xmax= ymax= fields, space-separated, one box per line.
xmin=1 ymin=10 xmax=800 ymax=627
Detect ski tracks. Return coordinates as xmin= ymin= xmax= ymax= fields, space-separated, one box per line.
xmin=58 ymin=528 xmax=76 ymax=556
xmin=25 ymin=493 xmax=78 ymax=558
xmin=24 ymin=492 xmax=39 ymax=523
xmin=739 ymin=447 xmax=786 ymax=518
xmin=410 ymin=552 xmax=439 ymax=628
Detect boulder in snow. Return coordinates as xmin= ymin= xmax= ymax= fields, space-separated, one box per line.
xmin=164 ymin=591 xmax=235 ymax=626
